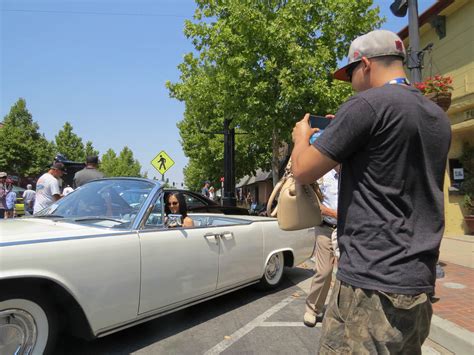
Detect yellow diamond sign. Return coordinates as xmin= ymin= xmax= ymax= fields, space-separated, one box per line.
xmin=151 ymin=150 xmax=175 ymax=175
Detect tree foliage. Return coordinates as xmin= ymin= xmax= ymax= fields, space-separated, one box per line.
xmin=168 ymin=0 xmax=382 ymax=187
xmin=100 ymin=147 xmax=143 ymax=177
xmin=0 ymin=98 xmax=55 ymax=176
xmin=1 ymin=99 xmax=146 ymax=181
xmin=55 ymin=122 xmax=85 ymax=161
xmin=84 ymin=141 xmax=99 ymax=158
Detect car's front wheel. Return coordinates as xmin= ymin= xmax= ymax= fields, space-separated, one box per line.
xmin=258 ymin=251 xmax=285 ymax=290
xmin=0 ymin=293 xmax=57 ymax=355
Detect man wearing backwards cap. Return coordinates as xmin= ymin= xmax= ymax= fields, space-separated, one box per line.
xmin=33 ymin=162 xmax=66 ymax=214
xmin=291 ymin=30 xmax=451 ymax=353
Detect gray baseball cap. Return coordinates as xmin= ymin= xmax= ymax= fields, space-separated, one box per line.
xmin=0 ymin=172 xmax=7 ymax=178
xmin=334 ymin=30 xmax=406 ymax=82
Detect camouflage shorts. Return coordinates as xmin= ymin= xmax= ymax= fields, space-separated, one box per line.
xmin=318 ymin=280 xmax=433 ymax=355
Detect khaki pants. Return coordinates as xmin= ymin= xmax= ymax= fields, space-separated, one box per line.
xmin=306 ymin=225 xmax=335 ymax=315
xmin=318 ymin=280 xmax=433 ymax=354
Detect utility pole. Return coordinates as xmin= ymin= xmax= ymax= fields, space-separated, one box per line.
xmin=390 ymin=0 xmax=422 ymax=82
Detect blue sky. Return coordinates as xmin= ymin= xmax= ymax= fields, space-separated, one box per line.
xmin=1 ymin=0 xmax=435 ymax=186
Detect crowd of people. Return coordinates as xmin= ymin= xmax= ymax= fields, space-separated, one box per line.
xmin=0 ymin=155 xmax=104 ymax=218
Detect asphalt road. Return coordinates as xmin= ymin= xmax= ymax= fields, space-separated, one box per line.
xmin=54 ymin=264 xmax=450 ymax=355
xmin=54 ymin=266 xmax=318 ymax=354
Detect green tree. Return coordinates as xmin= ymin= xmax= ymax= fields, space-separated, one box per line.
xmin=100 ymin=147 xmax=142 ymax=177
xmin=0 ymin=98 xmax=55 ymax=176
xmin=167 ymin=0 xmax=382 ymax=185
xmin=55 ymin=122 xmax=85 ymax=161
xmin=100 ymin=148 xmax=118 ymax=177
xmin=84 ymin=141 xmax=99 ymax=159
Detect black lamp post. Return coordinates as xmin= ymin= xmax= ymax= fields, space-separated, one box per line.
xmin=222 ymin=118 xmax=236 ymax=207
xmin=200 ymin=119 xmax=237 ymax=207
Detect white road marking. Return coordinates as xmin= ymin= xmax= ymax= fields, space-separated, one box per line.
xmin=203 ymin=296 xmax=296 ymax=355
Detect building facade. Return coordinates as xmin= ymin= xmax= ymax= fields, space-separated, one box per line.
xmin=399 ymin=0 xmax=474 ymax=235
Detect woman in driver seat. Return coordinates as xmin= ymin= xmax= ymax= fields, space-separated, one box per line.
xmin=164 ymin=192 xmax=194 ymax=228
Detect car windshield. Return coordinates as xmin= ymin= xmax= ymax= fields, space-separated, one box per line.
xmin=35 ymin=179 xmax=156 ymax=228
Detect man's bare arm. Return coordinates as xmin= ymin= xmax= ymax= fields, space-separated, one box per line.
xmin=291 ymin=113 xmax=338 ymax=184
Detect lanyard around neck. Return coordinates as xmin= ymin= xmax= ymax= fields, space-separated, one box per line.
xmin=387 ymin=77 xmax=410 ymax=85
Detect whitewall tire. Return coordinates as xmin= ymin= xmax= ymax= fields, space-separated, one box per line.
xmin=0 ymin=295 xmax=57 ymax=355
xmin=258 ymin=251 xmax=285 ymax=290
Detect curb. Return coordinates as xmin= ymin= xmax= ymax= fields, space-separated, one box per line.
xmin=429 ymin=315 xmax=474 ymax=354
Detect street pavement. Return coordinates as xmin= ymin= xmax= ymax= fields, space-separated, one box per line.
xmin=428 ymin=234 xmax=474 ymax=354
xmin=54 ymin=264 xmax=454 ymax=354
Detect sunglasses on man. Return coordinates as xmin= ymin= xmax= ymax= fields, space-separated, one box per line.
xmin=346 ymin=61 xmax=361 ymax=82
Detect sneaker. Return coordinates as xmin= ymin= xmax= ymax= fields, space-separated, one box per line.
xmin=303 ymin=312 xmax=317 ymax=327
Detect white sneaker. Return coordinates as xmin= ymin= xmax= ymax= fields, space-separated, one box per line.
xmin=303 ymin=312 xmax=317 ymax=327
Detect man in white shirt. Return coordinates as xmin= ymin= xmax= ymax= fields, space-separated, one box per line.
xmin=304 ymin=166 xmax=339 ymax=327
xmin=33 ymin=162 xmax=65 ymax=214
xmin=63 ymin=185 xmax=74 ymax=196
xmin=22 ymin=184 xmax=36 ymax=215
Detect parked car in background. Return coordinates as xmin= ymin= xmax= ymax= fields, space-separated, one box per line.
xmin=0 ymin=178 xmax=315 ymax=354
xmin=11 ymin=185 xmax=26 ymax=217
xmin=164 ymin=188 xmax=249 ymax=215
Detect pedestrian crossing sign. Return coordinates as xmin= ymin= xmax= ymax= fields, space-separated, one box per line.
xmin=151 ymin=150 xmax=175 ymax=175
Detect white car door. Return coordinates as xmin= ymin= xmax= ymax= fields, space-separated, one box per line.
xmin=138 ymin=201 xmax=220 ymax=314
xmin=207 ymin=216 xmax=264 ymax=290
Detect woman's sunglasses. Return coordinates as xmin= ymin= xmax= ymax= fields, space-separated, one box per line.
xmin=167 ymin=202 xmax=179 ymax=206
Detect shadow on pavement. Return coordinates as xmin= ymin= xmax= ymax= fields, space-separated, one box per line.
xmin=54 ymin=266 xmax=313 ymax=354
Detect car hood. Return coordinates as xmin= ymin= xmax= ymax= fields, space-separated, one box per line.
xmin=0 ymin=218 xmax=122 ymax=246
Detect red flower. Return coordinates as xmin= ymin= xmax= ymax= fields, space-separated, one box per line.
xmin=414 ymin=74 xmax=453 ymax=94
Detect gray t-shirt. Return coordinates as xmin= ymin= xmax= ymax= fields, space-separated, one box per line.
xmin=315 ymin=84 xmax=451 ymax=294
xmin=73 ymin=167 xmax=105 ymax=188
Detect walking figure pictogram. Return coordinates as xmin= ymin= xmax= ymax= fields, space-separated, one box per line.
xmin=158 ymin=155 xmax=166 ymax=170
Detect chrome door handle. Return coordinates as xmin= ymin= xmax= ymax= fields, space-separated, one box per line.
xmin=220 ymin=231 xmax=234 ymax=240
xmin=203 ymin=233 xmax=219 ymax=244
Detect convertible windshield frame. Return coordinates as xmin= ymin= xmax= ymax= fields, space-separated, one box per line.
xmin=131 ymin=182 xmax=163 ymax=230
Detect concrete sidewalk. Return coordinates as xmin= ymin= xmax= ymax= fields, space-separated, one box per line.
xmin=429 ymin=235 xmax=474 ymax=354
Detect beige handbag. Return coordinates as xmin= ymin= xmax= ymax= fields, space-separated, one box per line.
xmin=267 ymin=159 xmax=323 ymax=231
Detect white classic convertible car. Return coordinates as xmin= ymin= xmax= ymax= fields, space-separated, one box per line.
xmin=0 ymin=178 xmax=315 ymax=354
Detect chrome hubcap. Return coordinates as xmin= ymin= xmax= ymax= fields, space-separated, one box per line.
xmin=266 ymin=254 xmax=281 ymax=280
xmin=0 ymin=309 xmax=37 ymax=355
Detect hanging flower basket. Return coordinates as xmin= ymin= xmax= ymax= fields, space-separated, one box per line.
xmin=414 ymin=75 xmax=453 ymax=112
xmin=424 ymin=92 xmax=452 ymax=112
